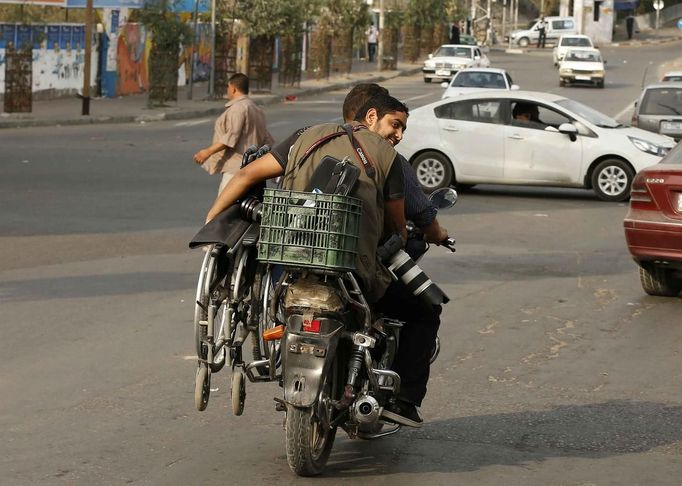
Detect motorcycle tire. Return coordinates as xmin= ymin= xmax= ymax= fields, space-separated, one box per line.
xmin=285 ymin=405 xmax=336 ymax=476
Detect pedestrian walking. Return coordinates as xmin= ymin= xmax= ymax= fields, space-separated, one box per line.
xmin=366 ymin=22 xmax=379 ymax=62
xmin=537 ymin=17 xmax=547 ymax=48
xmin=450 ymin=21 xmax=460 ymax=44
xmin=193 ymin=73 xmax=274 ymax=193
xmin=625 ymin=14 xmax=635 ymax=40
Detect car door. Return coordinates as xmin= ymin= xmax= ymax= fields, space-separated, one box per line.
xmin=504 ymin=100 xmax=584 ymax=184
xmin=433 ymin=98 xmax=505 ymax=180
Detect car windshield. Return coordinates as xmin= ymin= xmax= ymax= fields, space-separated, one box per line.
xmin=527 ymin=20 xmax=537 ymax=29
xmin=640 ymin=87 xmax=682 ymax=115
xmin=662 ymin=75 xmax=682 ymax=82
xmin=434 ymin=46 xmax=472 ymax=58
xmin=452 ymin=72 xmax=506 ymax=88
xmin=555 ymin=98 xmax=621 ymax=128
xmin=660 ymin=142 xmax=682 ymax=165
xmin=561 ymin=37 xmax=592 ymax=47
xmin=565 ymin=50 xmax=601 ymax=62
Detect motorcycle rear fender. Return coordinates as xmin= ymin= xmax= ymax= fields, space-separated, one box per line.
xmin=282 ymin=316 xmax=344 ymax=408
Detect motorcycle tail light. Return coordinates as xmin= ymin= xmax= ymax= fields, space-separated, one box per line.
xmin=263 ymin=325 xmax=285 ymax=341
xmin=303 ymin=318 xmax=321 ymax=333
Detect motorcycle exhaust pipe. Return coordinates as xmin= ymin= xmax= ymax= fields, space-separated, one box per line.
xmin=351 ymin=395 xmax=381 ymax=424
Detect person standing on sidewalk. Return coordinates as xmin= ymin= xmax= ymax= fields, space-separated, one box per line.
xmin=449 ymin=21 xmax=460 ymax=44
xmin=366 ymin=22 xmax=379 ymax=62
xmin=536 ymin=17 xmax=547 ymax=48
xmin=193 ymin=73 xmax=274 ymax=193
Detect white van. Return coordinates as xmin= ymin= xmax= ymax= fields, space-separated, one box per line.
xmin=509 ymin=17 xmax=578 ymax=47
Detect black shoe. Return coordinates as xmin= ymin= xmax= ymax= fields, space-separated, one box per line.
xmin=381 ymin=400 xmax=423 ymax=428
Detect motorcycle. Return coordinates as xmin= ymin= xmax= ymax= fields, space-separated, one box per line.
xmin=190 ymin=146 xmax=457 ymax=476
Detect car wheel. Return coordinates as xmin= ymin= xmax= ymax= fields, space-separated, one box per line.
xmin=518 ymin=37 xmax=529 ymax=47
xmin=590 ymin=159 xmax=634 ymax=202
xmin=412 ymin=152 xmax=453 ymax=194
xmin=639 ymin=263 xmax=682 ymax=297
xmin=424 ymin=77 xmax=432 ymax=83
xmin=597 ymin=80 xmax=605 ymax=88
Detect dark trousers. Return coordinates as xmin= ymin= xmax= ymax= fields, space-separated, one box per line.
xmin=368 ymin=42 xmax=377 ymax=62
xmin=537 ymin=30 xmax=546 ymax=48
xmin=374 ymin=281 xmax=442 ymax=406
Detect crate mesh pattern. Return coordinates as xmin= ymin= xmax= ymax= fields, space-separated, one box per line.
xmin=257 ymin=188 xmax=362 ymax=271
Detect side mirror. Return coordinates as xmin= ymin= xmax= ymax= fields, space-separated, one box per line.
xmin=428 ymin=53 xmax=433 ymax=59
xmin=440 ymin=81 xmax=449 ymax=88
xmin=558 ymin=123 xmax=578 ymax=141
xmin=429 ymin=187 xmax=458 ymax=209
xmin=510 ymin=84 xmax=520 ymax=90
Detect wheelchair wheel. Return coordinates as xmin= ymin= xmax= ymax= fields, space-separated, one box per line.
xmin=231 ymin=368 xmax=246 ymax=416
xmin=194 ymin=364 xmax=210 ymax=411
xmin=194 ymin=245 xmax=227 ymax=371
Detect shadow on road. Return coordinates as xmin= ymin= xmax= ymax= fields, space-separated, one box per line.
xmin=323 ymin=400 xmax=682 ymax=477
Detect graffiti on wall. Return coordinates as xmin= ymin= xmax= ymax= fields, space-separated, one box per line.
xmin=178 ymin=23 xmax=211 ymax=85
xmin=0 ymin=23 xmax=96 ymax=95
xmin=116 ymin=22 xmax=149 ymax=95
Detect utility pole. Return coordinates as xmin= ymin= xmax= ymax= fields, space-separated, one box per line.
xmin=82 ymin=0 xmax=93 ymax=115
xmin=377 ymin=0 xmax=384 ymax=71
xmin=209 ymin=0 xmax=216 ymax=98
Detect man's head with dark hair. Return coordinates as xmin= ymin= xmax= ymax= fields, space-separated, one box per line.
xmin=342 ymin=83 xmax=389 ymax=122
xmin=512 ymin=102 xmax=539 ymax=121
xmin=354 ymin=93 xmax=409 ymax=146
xmin=228 ymin=73 xmax=249 ymax=98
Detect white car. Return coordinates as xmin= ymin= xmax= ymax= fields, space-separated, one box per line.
xmin=661 ymin=71 xmax=682 ymax=82
xmin=440 ymin=68 xmax=519 ymax=99
xmin=559 ymin=48 xmax=605 ymax=88
xmin=553 ymin=35 xmax=594 ymax=66
xmin=422 ymin=44 xmax=490 ymax=83
xmin=398 ymin=91 xmax=676 ymax=201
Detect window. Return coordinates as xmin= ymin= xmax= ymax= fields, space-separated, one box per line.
xmin=435 ymin=100 xmax=504 ymax=124
xmin=554 ymin=19 xmax=576 ymax=30
xmin=452 ymin=72 xmax=506 ymax=89
xmin=510 ymin=101 xmax=572 ymax=130
xmin=640 ymin=88 xmax=682 ymax=116
xmin=506 ymin=73 xmax=514 ymax=87
xmin=594 ymin=1 xmax=602 ymax=22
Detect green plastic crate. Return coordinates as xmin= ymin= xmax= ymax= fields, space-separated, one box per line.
xmin=257 ymin=188 xmax=362 ymax=271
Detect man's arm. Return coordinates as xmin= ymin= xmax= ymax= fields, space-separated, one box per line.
xmin=385 ymin=198 xmax=407 ymax=241
xmin=193 ymin=141 xmax=228 ymax=165
xmin=206 ymin=153 xmax=283 ymax=223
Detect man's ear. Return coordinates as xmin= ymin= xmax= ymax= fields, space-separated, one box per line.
xmin=365 ymin=107 xmax=379 ymax=127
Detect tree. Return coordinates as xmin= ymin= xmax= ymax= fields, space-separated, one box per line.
xmin=139 ymin=0 xmax=191 ymax=106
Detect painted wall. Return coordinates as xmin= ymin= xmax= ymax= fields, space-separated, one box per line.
xmin=573 ymin=0 xmax=615 ymax=44
xmin=0 ymin=23 xmax=97 ymax=95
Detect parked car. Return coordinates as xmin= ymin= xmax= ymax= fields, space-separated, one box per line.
xmin=397 ymin=91 xmax=675 ymax=201
xmin=422 ymin=45 xmax=490 ymax=83
xmin=553 ymin=34 xmax=594 ymax=66
xmin=441 ymin=68 xmax=519 ymax=98
xmin=508 ymin=16 xmax=578 ymax=47
xmin=631 ymin=83 xmax=682 ymax=141
xmin=624 ymin=142 xmax=682 ymax=296
xmin=558 ymin=48 xmax=606 ymax=88
xmin=661 ymin=71 xmax=682 ymax=82
xmin=459 ymin=34 xmax=477 ymax=46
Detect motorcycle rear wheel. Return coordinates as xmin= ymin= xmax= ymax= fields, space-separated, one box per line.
xmin=285 ymin=405 xmax=336 ymax=476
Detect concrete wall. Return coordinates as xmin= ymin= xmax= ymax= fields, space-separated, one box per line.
xmin=573 ymin=0 xmax=615 ymax=44
xmin=635 ymin=3 xmax=682 ymax=30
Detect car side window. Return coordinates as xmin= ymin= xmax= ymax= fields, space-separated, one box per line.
xmin=537 ymin=105 xmax=572 ymax=128
xmin=435 ymin=100 xmax=504 ymax=124
xmin=510 ymin=101 xmax=572 ymax=130
xmin=505 ymin=73 xmax=514 ymax=86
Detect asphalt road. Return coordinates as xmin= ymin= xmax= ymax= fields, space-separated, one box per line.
xmin=1 ymin=42 xmax=681 ymax=485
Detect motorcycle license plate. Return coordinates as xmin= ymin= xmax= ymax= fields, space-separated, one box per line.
xmin=436 ymin=69 xmax=451 ymax=76
xmin=575 ymin=75 xmax=591 ymax=81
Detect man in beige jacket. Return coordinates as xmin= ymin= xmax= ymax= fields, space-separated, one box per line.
xmin=193 ymin=73 xmax=274 ymax=192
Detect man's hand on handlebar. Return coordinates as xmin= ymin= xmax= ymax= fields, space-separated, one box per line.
xmin=422 ymin=217 xmax=448 ymax=244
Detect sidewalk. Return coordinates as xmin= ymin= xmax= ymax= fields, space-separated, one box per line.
xmin=0 ymin=60 xmax=422 ymax=130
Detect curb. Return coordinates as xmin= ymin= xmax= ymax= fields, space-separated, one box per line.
xmin=0 ymin=67 xmax=422 ymax=130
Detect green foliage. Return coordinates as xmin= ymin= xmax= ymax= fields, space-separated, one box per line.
xmin=139 ymin=0 xmax=191 ymax=49
xmin=234 ymin=0 xmax=319 ymax=37
xmin=404 ymin=0 xmax=449 ymax=27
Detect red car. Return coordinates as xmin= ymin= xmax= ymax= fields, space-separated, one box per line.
xmin=624 ymin=142 xmax=682 ymax=296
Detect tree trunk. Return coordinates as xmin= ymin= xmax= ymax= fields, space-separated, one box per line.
xmin=402 ymin=24 xmax=421 ymax=63
xmin=330 ymin=27 xmax=353 ymax=75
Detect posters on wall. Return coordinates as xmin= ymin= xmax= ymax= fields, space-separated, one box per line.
xmin=0 ymin=0 xmax=66 ymax=5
